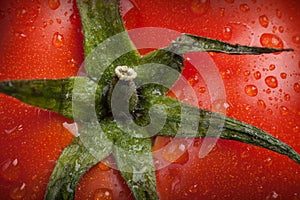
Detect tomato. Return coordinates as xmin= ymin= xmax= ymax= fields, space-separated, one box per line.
xmin=125 ymin=0 xmax=300 ymax=199
xmin=0 ymin=0 xmax=300 ymax=200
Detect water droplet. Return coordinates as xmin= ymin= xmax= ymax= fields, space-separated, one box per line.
xmin=293 ymin=82 xmax=300 ymax=93
xmin=188 ymin=184 xmax=198 ymax=193
xmin=269 ymin=64 xmax=275 ymax=71
xmin=293 ymin=125 xmax=300 ymax=133
xmin=94 ymin=188 xmax=113 ymax=200
xmin=190 ymin=0 xmax=210 ymax=16
xmin=260 ymin=33 xmax=284 ymax=49
xmin=16 ymin=5 xmax=40 ymax=25
xmin=15 ymin=32 xmax=27 ymax=39
xmin=264 ymin=157 xmax=273 ymax=167
xmin=222 ymin=26 xmax=232 ymax=40
xmin=244 ymin=70 xmax=250 ymax=76
xmin=267 ymin=108 xmax=273 ymax=115
xmin=69 ymin=13 xmax=78 ymax=25
xmin=52 ymin=32 xmax=64 ymax=48
xmin=265 ymin=76 xmax=278 ymax=88
xmin=221 ymin=68 xmax=232 ymax=79
xmin=212 ymin=99 xmax=230 ymax=114
xmin=292 ymin=35 xmax=300 ymax=44
xmin=162 ymin=140 xmax=189 ymax=164
xmin=245 ymin=85 xmax=258 ymax=97
xmin=67 ymin=58 xmax=77 ymax=68
xmin=188 ymin=74 xmax=199 ymax=87
xmin=254 ymin=71 xmax=261 ymax=80
xmin=278 ymin=26 xmax=284 ymax=33
xmin=4 ymin=125 xmax=18 ymax=134
xmin=257 ymin=99 xmax=266 ymax=109
xmin=280 ymin=72 xmax=287 ymax=79
xmin=198 ymin=86 xmax=206 ymax=93
xmin=240 ymin=4 xmax=250 ymax=12
xmin=265 ymin=88 xmax=272 ymax=94
xmin=9 ymin=183 xmax=27 ymax=200
xmin=284 ymin=93 xmax=290 ymax=101
xmin=279 ymin=106 xmax=289 ymax=115
xmin=259 ymin=15 xmax=269 ymax=28
xmin=49 ymin=19 xmax=54 ymax=25
xmin=267 ymin=191 xmax=279 ymax=199
xmin=48 ymin=0 xmax=60 ymax=10
xmin=0 ymin=159 xmax=20 ymax=181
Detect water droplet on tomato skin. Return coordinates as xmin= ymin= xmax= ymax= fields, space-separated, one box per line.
xmin=52 ymin=32 xmax=64 ymax=48
xmin=222 ymin=26 xmax=232 ymax=40
xmin=259 ymin=15 xmax=269 ymax=28
xmin=254 ymin=71 xmax=261 ymax=80
xmin=198 ymin=86 xmax=206 ymax=93
xmin=293 ymin=126 xmax=300 ymax=134
xmin=283 ymin=93 xmax=290 ymax=101
xmin=280 ymin=72 xmax=287 ymax=79
xmin=190 ymin=0 xmax=210 ymax=16
xmin=293 ymin=82 xmax=300 ymax=93
xmin=257 ymin=99 xmax=266 ymax=109
xmin=15 ymin=31 xmax=27 ymax=40
xmin=188 ymin=74 xmax=199 ymax=87
xmin=279 ymin=106 xmax=289 ymax=116
xmin=188 ymin=184 xmax=199 ymax=193
xmin=69 ymin=13 xmax=78 ymax=25
xmin=278 ymin=26 xmax=284 ymax=33
xmin=9 ymin=183 xmax=27 ymax=200
xmin=48 ymin=0 xmax=60 ymax=10
xmin=0 ymin=159 xmax=21 ymax=181
xmin=265 ymin=76 xmax=278 ymax=88
xmin=244 ymin=84 xmax=258 ymax=97
xmin=292 ymin=35 xmax=300 ymax=44
xmin=93 ymin=188 xmax=113 ymax=200
xmin=66 ymin=58 xmax=77 ymax=68
xmin=244 ymin=70 xmax=250 ymax=76
xmin=221 ymin=68 xmax=232 ymax=79
xmin=260 ymin=33 xmax=284 ymax=49
xmin=269 ymin=64 xmax=275 ymax=71
xmin=240 ymin=4 xmax=250 ymax=12
xmin=264 ymin=157 xmax=273 ymax=167
xmin=162 ymin=140 xmax=189 ymax=164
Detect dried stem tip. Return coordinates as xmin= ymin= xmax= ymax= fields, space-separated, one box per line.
xmin=115 ymin=66 xmax=137 ymax=81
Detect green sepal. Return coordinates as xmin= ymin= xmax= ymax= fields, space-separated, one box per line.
xmin=165 ymin=34 xmax=293 ymax=55
xmin=136 ymin=91 xmax=300 ymax=164
xmin=76 ymin=0 xmax=140 ymax=80
xmin=0 ymin=78 xmax=76 ymax=118
xmin=45 ymin=121 xmax=113 ymax=200
xmin=112 ymin=121 xmax=159 ymax=200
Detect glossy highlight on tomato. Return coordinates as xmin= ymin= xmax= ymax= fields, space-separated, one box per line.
xmin=0 ymin=0 xmax=300 ymax=199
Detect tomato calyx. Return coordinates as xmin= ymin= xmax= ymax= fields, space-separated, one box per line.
xmin=0 ymin=0 xmax=299 ymax=200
